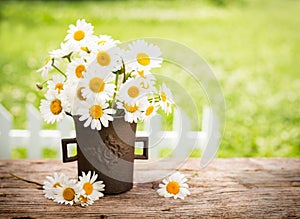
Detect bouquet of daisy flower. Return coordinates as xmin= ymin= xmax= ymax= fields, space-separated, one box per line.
xmin=37 ymin=19 xmax=174 ymax=130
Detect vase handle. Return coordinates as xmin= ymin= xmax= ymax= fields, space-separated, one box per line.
xmin=134 ymin=137 xmax=149 ymax=159
xmin=61 ymin=138 xmax=78 ymax=162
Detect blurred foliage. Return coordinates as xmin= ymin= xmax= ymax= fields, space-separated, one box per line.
xmin=159 ymin=147 xmax=173 ymax=158
xmin=1 ymin=0 xmax=300 ymax=158
xmin=206 ymin=0 xmax=246 ymax=7
xmin=189 ymin=149 xmax=202 ymax=158
xmin=42 ymin=148 xmax=57 ymax=159
xmin=11 ymin=147 xmax=27 ymax=159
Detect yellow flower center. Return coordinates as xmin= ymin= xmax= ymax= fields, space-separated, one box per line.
xmin=55 ymin=83 xmax=64 ymax=94
xmin=89 ymin=105 xmax=103 ymax=119
xmin=89 ymin=77 xmax=105 ymax=93
xmin=161 ymin=92 xmax=167 ymax=102
xmin=137 ymin=70 xmax=146 ymax=79
xmin=136 ymin=53 xmax=150 ymax=66
xmin=145 ymin=105 xmax=154 ymax=116
xmin=75 ymin=64 xmax=86 ymax=78
xmin=50 ymin=99 xmax=62 ymax=115
xmin=83 ymin=182 xmax=94 ymax=195
xmin=127 ymin=86 xmax=140 ymax=98
xmin=124 ymin=103 xmax=138 ymax=113
xmin=97 ymin=51 xmax=111 ymax=66
xmin=73 ymin=30 xmax=85 ymax=41
xmin=80 ymin=46 xmax=90 ymax=53
xmin=98 ymin=40 xmax=107 ymax=45
xmin=76 ymin=87 xmax=86 ymax=101
xmin=63 ymin=187 xmax=75 ymax=201
xmin=52 ymin=182 xmax=62 ymax=188
xmin=79 ymin=195 xmax=88 ymax=203
xmin=166 ymin=181 xmax=180 ymax=195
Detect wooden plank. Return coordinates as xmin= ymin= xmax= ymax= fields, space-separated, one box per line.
xmin=0 ymin=158 xmax=299 ymax=218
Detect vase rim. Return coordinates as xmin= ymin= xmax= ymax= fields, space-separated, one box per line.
xmin=71 ymin=114 xmax=125 ymax=119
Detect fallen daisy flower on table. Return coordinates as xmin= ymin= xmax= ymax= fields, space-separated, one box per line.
xmin=43 ymin=171 xmax=105 ymax=207
xmin=43 ymin=172 xmax=68 ymax=200
xmin=78 ymin=171 xmax=105 ymax=207
xmin=157 ymin=172 xmax=190 ymax=200
xmin=53 ymin=178 xmax=82 ymax=206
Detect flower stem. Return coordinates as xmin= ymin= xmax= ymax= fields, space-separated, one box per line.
xmin=36 ymin=79 xmax=49 ymax=90
xmin=149 ymin=94 xmax=161 ymax=103
xmin=51 ymin=60 xmax=67 ymax=79
xmin=122 ymin=62 xmax=127 ymax=83
xmin=62 ymin=52 xmax=73 ymax=63
xmin=66 ymin=56 xmax=72 ymax=63
xmin=110 ymin=70 xmax=120 ymax=108
xmin=10 ymin=173 xmax=43 ymax=187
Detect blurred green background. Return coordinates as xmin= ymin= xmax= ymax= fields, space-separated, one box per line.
xmin=1 ymin=0 xmax=299 ymax=158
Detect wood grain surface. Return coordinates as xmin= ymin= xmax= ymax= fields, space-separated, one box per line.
xmin=0 ymin=158 xmax=299 ymax=218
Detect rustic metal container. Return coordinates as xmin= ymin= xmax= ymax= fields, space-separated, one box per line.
xmin=61 ymin=115 xmax=148 ymax=194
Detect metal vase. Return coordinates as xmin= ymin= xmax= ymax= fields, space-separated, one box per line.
xmin=61 ymin=116 xmax=148 ymax=194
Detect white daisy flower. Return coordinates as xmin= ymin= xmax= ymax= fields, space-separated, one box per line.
xmin=66 ymin=58 xmax=87 ymax=82
xmin=80 ymin=68 xmax=115 ymax=101
xmin=116 ymin=101 xmax=143 ymax=123
xmin=37 ymin=57 xmax=58 ymax=78
xmin=97 ymin=34 xmax=120 ymax=47
xmin=78 ymin=171 xmax=105 ymax=206
xmin=40 ymin=91 xmax=66 ymax=124
xmin=47 ymin=74 xmax=65 ymax=94
xmin=65 ymin=82 xmax=96 ymax=116
xmin=88 ymin=43 xmax=122 ymax=74
xmin=125 ymin=39 xmax=162 ymax=72
xmin=117 ymin=78 xmax=147 ymax=105
xmin=62 ymin=79 xmax=86 ymax=115
xmin=64 ymin=19 xmax=96 ymax=52
xmin=157 ymin=172 xmax=190 ymax=200
xmin=78 ymin=96 xmax=115 ymax=130
xmin=43 ymin=173 xmax=68 ymax=200
xmin=53 ymin=179 xmax=82 ymax=206
xmin=159 ymin=83 xmax=174 ymax=115
xmin=49 ymin=42 xmax=73 ymax=59
xmin=140 ymin=97 xmax=159 ymax=119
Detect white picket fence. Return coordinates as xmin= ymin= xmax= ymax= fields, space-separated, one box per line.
xmin=0 ymin=104 xmax=212 ymax=159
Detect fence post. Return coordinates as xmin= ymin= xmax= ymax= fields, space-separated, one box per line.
xmin=201 ymin=106 xmax=212 ymax=149
xmin=26 ymin=104 xmax=42 ymax=158
xmin=58 ymin=116 xmax=73 ymax=158
xmin=172 ymin=107 xmax=194 ymax=158
xmin=200 ymin=106 xmax=221 ymax=167
xmin=144 ymin=114 xmax=162 ymax=158
xmin=0 ymin=104 xmax=12 ymax=158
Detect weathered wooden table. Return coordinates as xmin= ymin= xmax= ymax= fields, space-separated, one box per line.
xmin=0 ymin=158 xmax=299 ymax=218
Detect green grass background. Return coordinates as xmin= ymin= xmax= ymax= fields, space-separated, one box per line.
xmin=1 ymin=0 xmax=300 ymax=158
